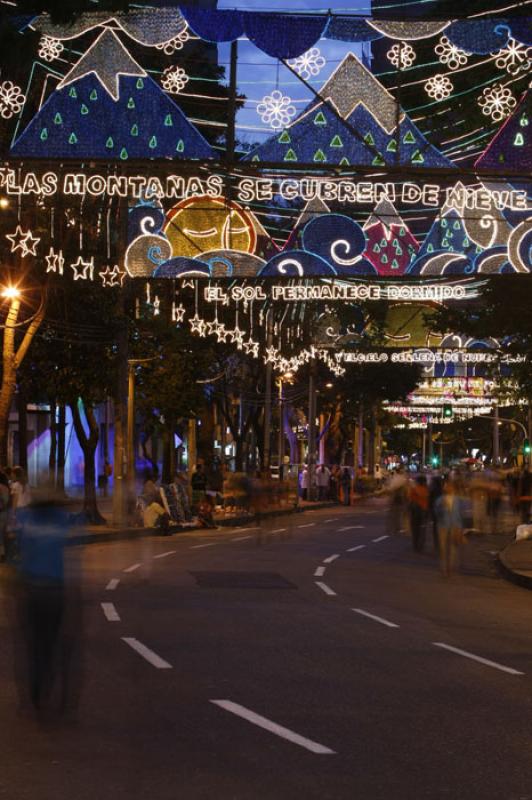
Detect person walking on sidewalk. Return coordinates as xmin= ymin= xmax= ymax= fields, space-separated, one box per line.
xmin=435 ymin=479 xmax=465 ymax=578
xmin=316 ymin=464 xmax=331 ymax=501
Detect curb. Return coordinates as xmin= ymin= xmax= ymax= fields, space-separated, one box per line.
xmin=67 ymin=500 xmax=340 ymax=547
xmin=497 ymin=547 xmax=532 ymax=591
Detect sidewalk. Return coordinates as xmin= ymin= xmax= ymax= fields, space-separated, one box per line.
xmin=65 ymin=495 xmax=341 ymax=547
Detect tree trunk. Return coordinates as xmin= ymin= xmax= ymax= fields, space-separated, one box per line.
xmin=70 ymin=400 xmax=105 ymax=525
xmin=0 ymin=294 xmax=45 ymax=466
xmin=161 ymin=417 xmax=176 ymax=483
xmin=49 ymin=402 xmax=57 ymax=488
xmin=57 ymin=404 xmax=66 ymax=495
xmin=17 ymin=385 xmax=28 ymax=471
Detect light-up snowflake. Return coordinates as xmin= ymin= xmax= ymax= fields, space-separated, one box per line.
xmin=287 ymin=47 xmax=326 ymax=81
xmin=0 ymin=81 xmax=25 ymax=119
xmin=424 ymin=74 xmax=453 ymax=101
xmin=156 ymin=26 xmax=190 ymax=56
xmin=387 ymin=42 xmax=416 ymax=69
xmin=495 ymin=39 xmax=532 ymax=76
xmin=161 ymin=66 xmax=189 ymax=95
xmin=257 ymin=90 xmax=296 ymax=129
xmin=435 ymin=36 xmax=468 ymax=71
xmin=38 ymin=35 xmax=64 ymax=63
xmin=478 ymin=84 xmax=516 ymax=122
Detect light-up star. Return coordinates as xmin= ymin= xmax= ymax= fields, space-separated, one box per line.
xmin=57 ymin=29 xmax=147 ymax=101
xmin=265 ymin=346 xmax=279 ymax=364
xmin=216 ymin=324 xmax=230 ymax=343
xmin=6 ymin=226 xmax=40 ymax=257
xmin=190 ymin=314 xmax=207 ymax=335
xmin=181 ymin=280 xmax=196 ymax=290
xmin=100 ymin=265 xmax=127 ymax=288
xmin=173 ymin=303 xmax=186 ymax=323
xmin=230 ymin=327 xmax=245 ymax=347
xmin=45 ymin=247 xmax=65 ymax=275
xmin=206 ymin=320 xmax=218 ymax=336
xmin=70 ymin=256 xmax=95 ymax=281
xmin=244 ymin=340 xmax=259 ymax=358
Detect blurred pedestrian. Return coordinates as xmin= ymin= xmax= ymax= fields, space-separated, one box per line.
xmin=408 ymin=475 xmax=429 ymax=552
xmin=387 ymin=468 xmax=407 ymax=536
xmin=11 ymin=466 xmax=31 ymax=521
xmin=518 ymin=467 xmax=532 ymax=524
xmin=12 ymin=491 xmax=83 ymax=717
xmin=191 ymin=463 xmax=207 ymax=510
xmin=300 ymin=466 xmax=309 ymax=501
xmin=141 ymin=474 xmax=170 ymax=533
xmin=340 ymin=467 xmax=351 ymax=506
xmin=435 ymin=480 xmax=465 ymax=578
xmin=316 ymin=464 xmax=330 ymax=501
xmin=428 ymin=474 xmax=443 ymax=553
xmin=0 ymin=470 xmax=11 ymax=562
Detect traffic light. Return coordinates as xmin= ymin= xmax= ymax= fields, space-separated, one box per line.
xmin=443 ymin=404 xmax=453 ymax=419
xmin=431 ymin=455 xmax=439 ymax=467
xmin=524 ymin=439 xmax=531 ymax=455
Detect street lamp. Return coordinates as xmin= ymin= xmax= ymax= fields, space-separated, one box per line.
xmin=1 ymin=285 xmax=21 ymax=300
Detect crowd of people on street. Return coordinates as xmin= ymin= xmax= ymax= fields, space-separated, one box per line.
xmin=385 ymin=465 xmax=532 ymax=578
xmin=299 ymin=464 xmax=379 ymax=504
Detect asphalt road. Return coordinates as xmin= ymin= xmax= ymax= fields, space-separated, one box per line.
xmin=1 ymin=497 xmax=532 ymax=800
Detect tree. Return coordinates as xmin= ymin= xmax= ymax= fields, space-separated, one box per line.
xmin=0 ymin=281 xmax=46 ymax=465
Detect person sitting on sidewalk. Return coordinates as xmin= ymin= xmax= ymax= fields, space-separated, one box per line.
xmin=197 ymin=496 xmax=217 ymax=529
xmin=140 ymin=475 xmax=170 ymax=533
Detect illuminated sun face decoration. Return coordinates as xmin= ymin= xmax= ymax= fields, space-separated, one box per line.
xmin=164 ymin=196 xmax=257 ymax=258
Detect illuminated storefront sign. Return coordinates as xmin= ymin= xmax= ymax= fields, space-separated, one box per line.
xmin=204 ymin=284 xmax=468 ymax=303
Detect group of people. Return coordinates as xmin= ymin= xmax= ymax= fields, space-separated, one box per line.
xmin=387 ymin=465 xmax=532 ymax=578
xmin=299 ymin=464 xmax=375 ymax=505
xmin=0 ymin=466 xmax=31 ymax=562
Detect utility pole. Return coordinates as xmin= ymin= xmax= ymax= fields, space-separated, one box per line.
xmin=112 ymin=308 xmax=128 ymax=527
xmin=278 ymin=377 xmax=285 ymax=480
xmin=307 ymin=358 xmax=317 ymax=500
xmin=263 ymin=311 xmax=273 ymax=472
xmin=493 ymin=402 xmax=500 ymax=465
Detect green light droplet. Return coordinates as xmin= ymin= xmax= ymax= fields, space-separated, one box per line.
xmin=403 ymin=130 xmax=416 ymax=145
xmin=176 ymin=139 xmax=184 ymax=153
xmin=130 ymin=124 xmax=139 ymax=137
xmin=313 ymin=149 xmax=327 ymax=162
xmin=90 ymin=89 xmax=98 ymax=101
xmin=514 ymin=132 xmax=524 ymax=146
xmin=106 ymin=137 xmax=114 ymax=149
xmin=164 ymin=114 xmax=173 ymax=127
xmin=278 ymin=130 xmax=290 ymax=144
xmin=149 ymin=136 xmax=157 ymax=149
xmin=313 ymin=111 xmax=326 ymax=126
xmin=127 ymin=97 xmax=135 ymax=109
xmin=330 ymin=134 xmax=343 ymax=148
xmin=80 ymin=104 xmax=89 ymax=115
xmin=69 ymin=132 xmax=78 ymax=144
xmin=40 ymin=128 xmax=48 ymax=141
xmin=54 ymin=113 xmax=63 ymax=125
xmin=284 ymin=148 xmax=297 ymax=161
xmin=136 ymin=78 xmax=145 ymax=90
xmin=120 ymin=147 xmax=129 ymax=160
xmin=69 ymin=87 xmax=77 ymax=98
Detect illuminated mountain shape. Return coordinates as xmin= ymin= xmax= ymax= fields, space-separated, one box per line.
xmin=246 ymin=54 xmax=453 ymax=168
xmin=11 ymin=31 xmax=214 ymax=160
xmin=363 ymin=198 xmax=419 ymax=275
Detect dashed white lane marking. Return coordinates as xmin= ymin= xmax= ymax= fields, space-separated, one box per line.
xmin=338 ymin=525 xmax=365 ymax=531
xmin=235 ymin=527 xmax=259 ymax=532
xmin=314 ymin=566 xmax=326 ymax=577
xmin=353 ymin=608 xmax=399 ymax=628
xmin=347 ymin=545 xmax=365 ymax=553
xmin=101 ymin=602 xmax=120 ymax=622
xmin=272 ymin=528 xmax=287 ymax=533
xmin=323 ymin=554 xmax=340 ymax=564
xmin=372 ymin=535 xmax=389 ymax=543
xmin=210 ymin=700 xmax=335 ymax=755
xmin=154 ymin=550 xmax=176 ymax=559
xmin=121 ymin=637 xmax=172 ymax=669
xmin=324 ymin=518 xmax=339 ymax=523
xmin=432 ymin=642 xmax=524 ymax=676
xmin=232 ymin=536 xmax=252 ymax=542
xmin=123 ymin=562 xmax=141 ymax=573
xmin=315 ymin=581 xmax=337 ymax=596
xmin=297 ymin=523 xmax=316 ymax=529
xmin=106 ymin=578 xmax=120 ymax=591
xmin=190 ymin=542 xmax=217 ymax=549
